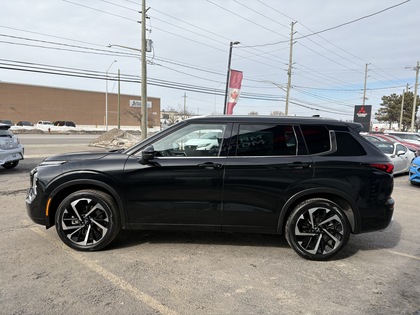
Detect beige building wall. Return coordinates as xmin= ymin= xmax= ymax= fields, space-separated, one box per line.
xmin=0 ymin=82 xmax=160 ymax=127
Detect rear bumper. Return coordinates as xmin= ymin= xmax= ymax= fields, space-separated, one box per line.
xmin=0 ymin=147 xmax=24 ymax=164
xmin=358 ymin=197 xmax=395 ymax=233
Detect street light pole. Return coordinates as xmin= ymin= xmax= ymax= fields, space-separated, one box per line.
xmin=223 ymin=41 xmax=240 ymax=115
xmin=105 ymin=60 xmax=117 ymax=131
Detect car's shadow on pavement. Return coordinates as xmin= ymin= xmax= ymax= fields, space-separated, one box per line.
xmin=109 ymin=220 xmax=402 ymax=261
xmin=338 ymin=220 xmax=402 ymax=259
xmin=112 ymin=230 xmax=289 ymax=250
xmin=0 ymin=158 xmax=42 ymax=174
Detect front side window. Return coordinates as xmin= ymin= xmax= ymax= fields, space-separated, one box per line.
xmin=235 ymin=124 xmax=296 ymax=156
xmin=396 ymin=144 xmax=407 ymax=154
xmin=151 ymin=123 xmax=226 ymax=157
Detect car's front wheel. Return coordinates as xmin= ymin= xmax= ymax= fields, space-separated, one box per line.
xmin=285 ymin=198 xmax=350 ymax=261
xmin=2 ymin=160 xmax=19 ymax=169
xmin=55 ymin=190 xmax=121 ymax=251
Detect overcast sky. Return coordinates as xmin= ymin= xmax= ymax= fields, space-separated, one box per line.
xmin=1 ymin=0 xmax=418 ymax=120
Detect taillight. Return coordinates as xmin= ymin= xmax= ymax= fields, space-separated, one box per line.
xmin=368 ymin=163 xmax=394 ymax=174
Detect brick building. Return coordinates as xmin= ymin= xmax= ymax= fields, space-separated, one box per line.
xmin=0 ymin=82 xmax=160 ymax=128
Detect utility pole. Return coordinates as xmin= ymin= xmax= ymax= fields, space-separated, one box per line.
xmin=362 ymin=63 xmax=369 ymax=106
xmin=117 ymin=69 xmax=121 ymax=129
xmin=285 ymin=22 xmax=297 ymax=116
xmin=140 ymin=0 xmax=148 ymax=139
xmin=411 ymin=61 xmax=419 ymax=131
xmin=399 ymin=83 xmax=410 ymax=131
xmin=183 ymin=92 xmax=187 ymax=119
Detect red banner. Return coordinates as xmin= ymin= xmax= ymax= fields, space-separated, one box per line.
xmin=226 ymin=70 xmax=243 ymax=115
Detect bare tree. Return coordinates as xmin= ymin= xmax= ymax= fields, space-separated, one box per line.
xmin=177 ymin=104 xmax=194 ymax=120
xmin=125 ymin=109 xmax=154 ymax=129
xmin=248 ymin=111 xmax=259 ymax=115
xmin=270 ymin=110 xmax=284 ymax=116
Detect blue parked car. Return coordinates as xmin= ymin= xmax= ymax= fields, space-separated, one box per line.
xmin=409 ymin=156 xmax=420 ymax=185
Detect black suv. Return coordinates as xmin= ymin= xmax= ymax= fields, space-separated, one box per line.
xmin=26 ymin=116 xmax=394 ymax=260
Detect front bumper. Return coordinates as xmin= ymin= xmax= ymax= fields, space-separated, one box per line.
xmin=409 ymin=165 xmax=420 ymax=183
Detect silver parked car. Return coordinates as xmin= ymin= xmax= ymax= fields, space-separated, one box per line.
xmin=0 ymin=123 xmax=24 ymax=169
xmin=373 ymin=141 xmax=415 ymax=175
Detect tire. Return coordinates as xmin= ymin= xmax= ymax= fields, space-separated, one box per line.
xmin=55 ymin=189 xmax=121 ymax=251
xmin=2 ymin=160 xmax=19 ymax=169
xmin=285 ymin=198 xmax=350 ymax=261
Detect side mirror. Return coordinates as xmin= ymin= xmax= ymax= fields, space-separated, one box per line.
xmin=140 ymin=145 xmax=155 ymax=163
xmin=397 ymin=150 xmax=405 ymax=156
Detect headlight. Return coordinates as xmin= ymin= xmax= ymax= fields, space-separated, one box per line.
xmin=26 ymin=168 xmax=39 ymax=203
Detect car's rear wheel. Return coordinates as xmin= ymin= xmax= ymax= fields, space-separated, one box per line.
xmin=55 ymin=190 xmax=121 ymax=251
xmin=2 ymin=160 xmax=19 ymax=169
xmin=285 ymin=198 xmax=350 ymax=261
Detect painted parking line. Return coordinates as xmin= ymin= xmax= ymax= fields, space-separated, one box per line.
xmin=385 ymin=250 xmax=420 ymax=261
xmin=30 ymin=226 xmax=179 ymax=315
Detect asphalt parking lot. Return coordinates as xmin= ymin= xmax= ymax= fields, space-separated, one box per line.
xmin=0 ymin=138 xmax=419 ymax=315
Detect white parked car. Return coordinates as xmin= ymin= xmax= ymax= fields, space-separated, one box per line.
xmin=37 ymin=120 xmax=54 ymax=126
xmin=0 ymin=123 xmax=24 ymax=169
xmin=373 ymin=141 xmax=415 ymax=175
xmin=184 ymin=131 xmax=222 ymax=151
xmin=385 ymin=131 xmax=420 ymax=145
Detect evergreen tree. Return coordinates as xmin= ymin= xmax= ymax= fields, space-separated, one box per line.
xmin=375 ymin=91 xmax=419 ymax=131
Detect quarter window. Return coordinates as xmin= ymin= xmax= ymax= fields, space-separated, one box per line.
xmin=330 ymin=131 xmax=366 ymax=156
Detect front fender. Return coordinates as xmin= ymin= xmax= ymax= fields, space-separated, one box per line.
xmin=45 ymin=172 xmax=127 ymax=229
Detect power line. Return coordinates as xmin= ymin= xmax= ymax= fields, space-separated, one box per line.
xmin=247 ymin=0 xmax=411 ymax=46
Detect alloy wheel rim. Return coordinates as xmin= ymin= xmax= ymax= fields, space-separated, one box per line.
xmin=294 ymin=206 xmax=344 ymax=255
xmin=60 ymin=198 xmax=110 ymax=246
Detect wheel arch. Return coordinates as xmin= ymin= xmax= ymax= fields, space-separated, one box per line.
xmin=45 ymin=178 xmax=127 ymax=229
xmin=277 ymin=188 xmax=361 ymax=234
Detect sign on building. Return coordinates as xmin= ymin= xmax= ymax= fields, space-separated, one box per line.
xmin=130 ymin=100 xmax=152 ymax=108
xmin=353 ymin=105 xmax=372 ymax=132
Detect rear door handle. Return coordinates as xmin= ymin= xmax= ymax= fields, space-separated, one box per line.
xmin=286 ymin=162 xmax=311 ymax=169
xmin=198 ymin=162 xmax=222 ymax=169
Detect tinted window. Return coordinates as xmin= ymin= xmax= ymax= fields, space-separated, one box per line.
xmin=300 ymin=125 xmax=331 ymax=154
xmin=329 ymin=131 xmax=366 ymax=156
xmin=235 ymin=124 xmax=296 ymax=156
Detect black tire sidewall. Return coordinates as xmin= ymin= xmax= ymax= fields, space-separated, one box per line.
xmin=2 ymin=160 xmax=19 ymax=169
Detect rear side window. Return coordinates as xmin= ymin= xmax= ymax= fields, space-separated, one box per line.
xmin=300 ymin=125 xmax=331 ymax=154
xmin=235 ymin=124 xmax=296 ymax=156
xmin=0 ymin=130 xmax=13 ymax=137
